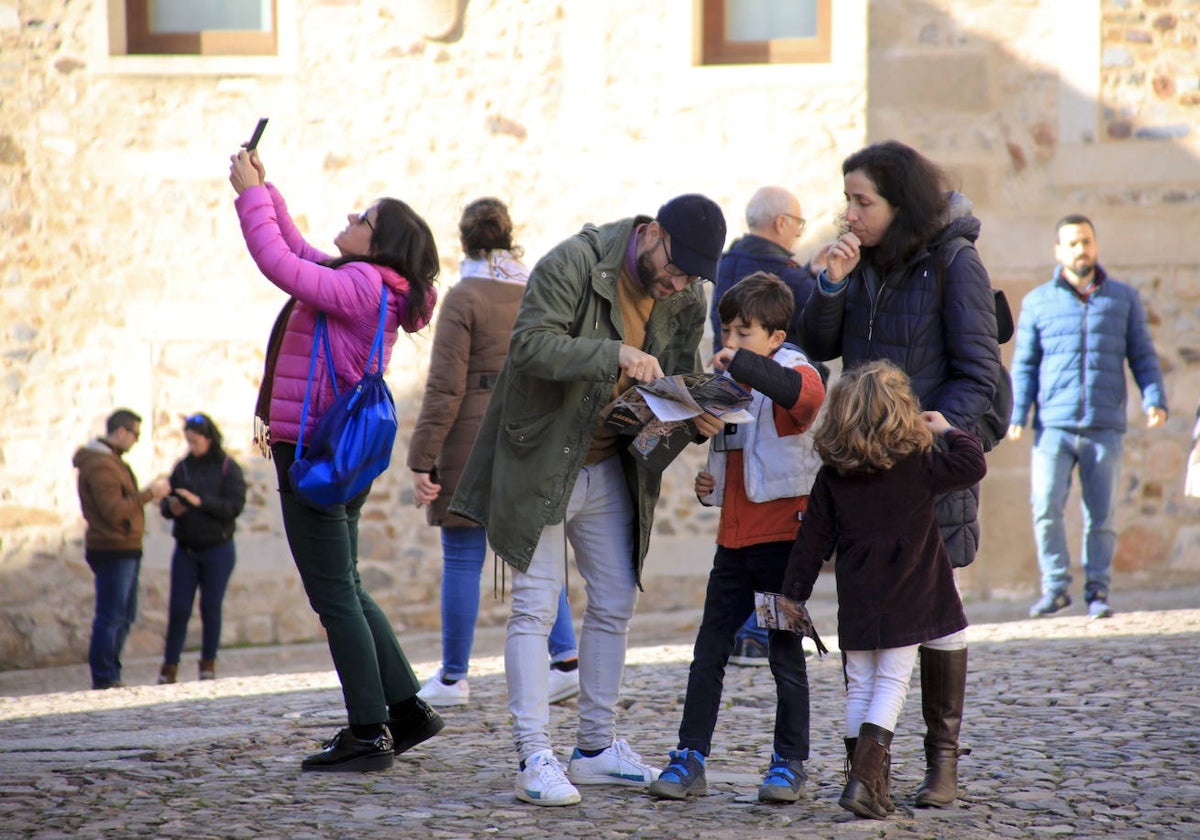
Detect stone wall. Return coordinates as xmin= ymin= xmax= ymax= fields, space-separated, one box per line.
xmin=0 ymin=0 xmax=1197 ymax=670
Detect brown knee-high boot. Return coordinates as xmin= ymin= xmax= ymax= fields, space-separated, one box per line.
xmin=838 ymin=723 xmax=893 ymax=820
xmin=915 ymin=647 xmax=968 ymax=808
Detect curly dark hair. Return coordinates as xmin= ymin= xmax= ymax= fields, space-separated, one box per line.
xmin=459 ymin=197 xmax=522 ymax=260
xmin=841 ymin=140 xmax=953 ymax=271
xmin=813 ymin=359 xmax=934 ymax=474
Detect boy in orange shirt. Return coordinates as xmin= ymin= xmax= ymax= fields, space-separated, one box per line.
xmin=648 ymin=272 xmax=825 ymax=803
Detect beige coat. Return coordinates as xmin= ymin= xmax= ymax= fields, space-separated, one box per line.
xmin=407 ymin=275 xmax=526 ymax=527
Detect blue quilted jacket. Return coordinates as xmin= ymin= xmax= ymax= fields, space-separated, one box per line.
xmin=1009 ymin=265 xmax=1166 ymax=434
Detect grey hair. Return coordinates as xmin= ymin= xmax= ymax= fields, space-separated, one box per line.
xmin=745 ymin=186 xmax=798 ymax=231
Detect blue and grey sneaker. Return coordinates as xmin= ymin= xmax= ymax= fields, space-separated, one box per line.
xmin=1087 ymin=599 xmax=1113 ymax=619
xmin=758 ymin=753 xmax=806 ymax=803
xmin=1029 ymin=591 xmax=1071 ymax=618
xmin=647 ymin=749 xmax=706 ymax=800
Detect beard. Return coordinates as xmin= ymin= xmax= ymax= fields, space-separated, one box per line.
xmin=635 ymin=251 xmax=674 ymax=300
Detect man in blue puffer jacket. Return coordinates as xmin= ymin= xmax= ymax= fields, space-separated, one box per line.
xmin=1008 ymin=214 xmax=1167 ymax=621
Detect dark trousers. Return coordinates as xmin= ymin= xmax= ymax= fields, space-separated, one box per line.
xmin=273 ymin=443 xmax=420 ymax=726
xmin=677 ymin=541 xmax=811 ymax=760
xmin=86 ymin=554 xmax=141 ymax=687
xmin=164 ymin=540 xmax=237 ymax=663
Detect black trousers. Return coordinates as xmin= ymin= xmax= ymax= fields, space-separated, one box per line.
xmin=677 ymin=541 xmax=811 ymax=760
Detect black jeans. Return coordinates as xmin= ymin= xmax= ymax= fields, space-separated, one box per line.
xmin=273 ymin=443 xmax=420 ymax=726
xmin=677 ymin=541 xmax=811 ymax=761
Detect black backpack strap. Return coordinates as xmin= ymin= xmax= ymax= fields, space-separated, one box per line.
xmin=934 ymin=238 xmax=1013 ymax=344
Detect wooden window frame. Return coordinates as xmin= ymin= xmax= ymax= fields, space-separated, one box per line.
xmin=701 ymin=0 xmax=832 ymax=65
xmin=125 ymin=0 xmax=278 ymax=56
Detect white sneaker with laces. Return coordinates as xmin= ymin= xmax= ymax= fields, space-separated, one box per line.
xmin=548 ymin=666 xmax=580 ymax=705
xmin=567 ymin=739 xmax=660 ymax=786
xmin=515 ymin=749 xmax=581 ymax=806
xmin=416 ymin=669 xmax=469 ymax=707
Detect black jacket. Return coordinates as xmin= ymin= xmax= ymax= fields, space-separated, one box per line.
xmin=712 ymin=235 xmax=817 ymax=353
xmin=161 ymin=454 xmax=247 ymax=551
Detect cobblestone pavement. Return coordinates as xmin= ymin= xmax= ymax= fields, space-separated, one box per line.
xmin=2 ymin=589 xmax=1199 ymax=839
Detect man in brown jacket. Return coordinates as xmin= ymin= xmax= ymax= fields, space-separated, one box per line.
xmin=73 ymin=408 xmax=170 ymax=689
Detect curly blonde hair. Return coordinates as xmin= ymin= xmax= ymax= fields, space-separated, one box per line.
xmin=813 ymin=359 xmax=934 ymax=474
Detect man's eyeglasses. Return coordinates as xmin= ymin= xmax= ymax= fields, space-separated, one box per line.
xmin=781 ymin=213 xmax=807 ymax=235
xmin=658 ymin=236 xmax=701 ymax=285
xmin=358 ymin=209 xmax=374 ymax=232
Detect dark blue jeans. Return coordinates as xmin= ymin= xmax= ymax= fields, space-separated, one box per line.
xmin=677 ymin=542 xmax=810 ymax=760
xmin=164 ymin=540 xmax=237 ymax=664
xmin=273 ymin=442 xmax=420 ymax=726
xmin=86 ymin=554 xmax=141 ymax=688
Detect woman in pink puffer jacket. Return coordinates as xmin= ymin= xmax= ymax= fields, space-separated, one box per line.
xmin=230 ymin=148 xmax=442 ymax=773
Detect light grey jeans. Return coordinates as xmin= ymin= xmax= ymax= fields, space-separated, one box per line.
xmin=506 ymin=455 xmax=637 ymax=762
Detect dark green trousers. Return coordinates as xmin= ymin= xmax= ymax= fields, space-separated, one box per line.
xmin=274 ymin=443 xmax=419 ymax=726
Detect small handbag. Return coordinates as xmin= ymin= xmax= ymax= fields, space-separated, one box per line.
xmin=289 ymin=288 xmax=398 ymax=506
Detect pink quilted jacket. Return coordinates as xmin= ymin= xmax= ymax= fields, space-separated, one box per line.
xmin=236 ymin=183 xmax=436 ymax=445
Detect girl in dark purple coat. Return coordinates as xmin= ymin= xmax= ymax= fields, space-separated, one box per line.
xmin=783 ymin=360 xmax=986 ymax=820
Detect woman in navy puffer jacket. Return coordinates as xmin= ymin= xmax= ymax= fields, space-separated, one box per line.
xmin=799 ymin=140 xmax=1003 ymax=812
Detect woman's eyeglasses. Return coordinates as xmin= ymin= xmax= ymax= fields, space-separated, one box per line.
xmin=358 ymin=210 xmax=374 ymax=232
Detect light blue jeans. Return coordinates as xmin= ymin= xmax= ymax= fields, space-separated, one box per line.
xmin=506 ymin=455 xmax=637 ymax=761
xmin=440 ymin=526 xmax=578 ymax=681
xmin=1030 ymin=427 xmax=1122 ymax=602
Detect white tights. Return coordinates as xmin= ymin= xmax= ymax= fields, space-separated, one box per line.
xmin=844 ymin=630 xmax=965 ymax=736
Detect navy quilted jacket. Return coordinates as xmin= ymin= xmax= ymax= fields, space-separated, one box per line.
xmin=798 ymin=195 xmax=1002 ymax=568
xmin=1009 ymin=266 xmax=1166 ymax=433
xmin=799 ymin=200 xmax=1001 ymax=431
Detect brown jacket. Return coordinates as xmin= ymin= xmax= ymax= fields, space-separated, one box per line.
xmin=784 ymin=430 xmax=987 ymax=650
xmin=73 ymin=438 xmax=154 ymax=553
xmin=407 ymin=276 xmax=526 ymax=527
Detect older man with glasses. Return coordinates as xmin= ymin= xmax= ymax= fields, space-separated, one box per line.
xmin=72 ymin=408 xmax=170 ymax=689
xmin=451 ymin=194 xmax=727 ymax=807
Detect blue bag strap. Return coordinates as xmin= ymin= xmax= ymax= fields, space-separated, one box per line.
xmin=295 ymin=286 xmax=388 ymax=454
xmin=294 ymin=314 xmax=326 ymax=457
xmin=367 ymin=287 xmax=388 ymax=375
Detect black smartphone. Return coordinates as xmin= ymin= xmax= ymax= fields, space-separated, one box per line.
xmin=246 ymin=118 xmax=268 ymax=151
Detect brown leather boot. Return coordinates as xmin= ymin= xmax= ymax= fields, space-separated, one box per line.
xmin=838 ymin=723 xmax=892 ymax=819
xmin=157 ymin=663 xmax=178 ymax=685
xmin=199 ymin=659 xmax=216 ymax=681
xmin=915 ymin=647 xmax=968 ymax=808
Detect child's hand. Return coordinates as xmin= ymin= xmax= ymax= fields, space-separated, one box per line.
xmin=710 ymin=347 xmax=736 ymax=373
xmin=923 ymin=410 xmax=952 ymax=435
xmin=694 ymin=470 xmax=715 ymax=498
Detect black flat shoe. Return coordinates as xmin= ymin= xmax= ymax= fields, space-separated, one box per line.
xmin=389 ymin=697 xmax=445 ymax=755
xmin=301 ymin=728 xmax=394 ymax=773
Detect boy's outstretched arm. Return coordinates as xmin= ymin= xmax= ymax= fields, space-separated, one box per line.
xmin=726 ymin=350 xmax=825 ymax=429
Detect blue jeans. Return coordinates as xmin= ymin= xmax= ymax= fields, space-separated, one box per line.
xmin=440 ymin=527 xmax=577 ymax=681
xmin=163 ymin=540 xmax=237 ymax=664
xmin=86 ymin=554 xmax=141 ymax=687
xmin=1031 ymin=427 xmax=1122 ymax=602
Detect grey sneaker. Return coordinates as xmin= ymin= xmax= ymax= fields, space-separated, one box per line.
xmin=1088 ymin=599 xmax=1113 ymax=620
xmin=647 ymin=749 xmax=706 ymax=800
xmin=1029 ymin=591 xmax=1071 ymax=618
xmin=758 ymin=753 xmax=806 ymax=803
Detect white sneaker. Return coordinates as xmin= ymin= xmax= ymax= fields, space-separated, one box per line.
xmin=515 ymin=749 xmax=581 ymax=806
xmin=416 ymin=669 xmax=469 ymax=707
xmin=567 ymin=739 xmax=660 ymax=786
xmin=548 ymin=666 xmax=580 ymax=705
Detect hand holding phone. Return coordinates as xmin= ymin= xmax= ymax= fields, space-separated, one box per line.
xmin=245 ymin=118 xmax=268 ymax=151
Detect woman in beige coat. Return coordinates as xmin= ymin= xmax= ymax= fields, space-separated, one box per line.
xmin=408 ymin=198 xmax=579 ymax=708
